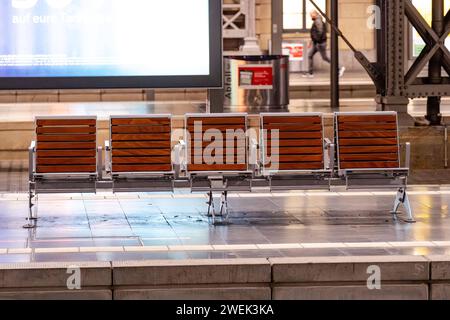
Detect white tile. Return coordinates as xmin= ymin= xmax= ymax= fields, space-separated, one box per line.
xmin=256 ymin=243 xmax=302 ymax=250
xmin=139 ymin=194 xmax=173 ymax=199
xmin=305 ymin=192 xmax=338 ymax=197
xmin=433 ymin=241 xmax=450 ymax=247
xmin=339 ymin=192 xmax=373 ymax=196
xmin=7 ymin=248 xmax=32 ymax=254
xmin=173 ymin=194 xmax=206 ymax=199
xmin=124 ymin=246 xmax=168 ymax=252
xmin=212 ymin=244 xmax=258 ymax=251
xmin=301 ymin=243 xmax=348 ymax=249
xmin=79 ymin=246 xmax=124 ymax=253
xmin=388 ymin=241 xmax=436 ymax=248
xmin=344 ymin=242 xmax=392 ymax=248
xmin=34 ymin=247 xmax=79 ymax=254
xmin=168 ymin=245 xmax=214 ymax=251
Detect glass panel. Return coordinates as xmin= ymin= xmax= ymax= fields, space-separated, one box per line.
xmin=412 ymin=0 xmax=450 ymax=57
xmin=283 ymin=0 xmax=304 ymax=30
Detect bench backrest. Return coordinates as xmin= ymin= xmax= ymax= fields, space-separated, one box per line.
xmin=335 ymin=112 xmax=400 ymax=170
xmin=35 ymin=116 xmax=97 ymax=174
xmin=110 ymin=116 xmax=173 ymax=174
xmin=261 ymin=113 xmax=325 ymax=172
xmin=186 ymin=114 xmax=248 ymax=172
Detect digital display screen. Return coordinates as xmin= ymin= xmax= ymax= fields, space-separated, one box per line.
xmin=0 ymin=0 xmax=222 ymax=89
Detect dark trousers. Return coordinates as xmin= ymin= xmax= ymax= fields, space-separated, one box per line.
xmin=308 ymin=42 xmax=331 ymax=74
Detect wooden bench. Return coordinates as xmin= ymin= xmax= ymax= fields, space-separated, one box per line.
xmin=105 ymin=115 xmax=175 ymax=192
xmin=28 ymin=116 xmax=101 ymax=228
xmin=184 ymin=113 xmax=254 ymax=223
xmin=335 ymin=111 xmax=414 ymax=222
xmin=260 ymin=113 xmax=334 ymax=190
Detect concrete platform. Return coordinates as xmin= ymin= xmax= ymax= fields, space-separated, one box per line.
xmin=0 ymin=187 xmax=450 ymax=299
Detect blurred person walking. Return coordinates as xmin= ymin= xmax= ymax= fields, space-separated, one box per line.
xmin=304 ymin=10 xmax=345 ymax=78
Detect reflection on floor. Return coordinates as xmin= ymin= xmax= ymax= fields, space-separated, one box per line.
xmin=1 ymin=186 xmax=450 ymax=263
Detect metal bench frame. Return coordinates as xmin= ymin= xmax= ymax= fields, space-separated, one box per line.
xmin=184 ymin=113 xmax=254 ymax=224
xmin=259 ymin=113 xmax=335 ymax=191
xmin=104 ymin=115 xmax=176 ymax=193
xmin=26 ymin=112 xmax=415 ymax=228
xmin=334 ymin=111 xmax=414 ymax=223
xmin=27 ymin=116 xmax=102 ymax=229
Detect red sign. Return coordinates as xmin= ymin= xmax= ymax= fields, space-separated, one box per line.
xmin=238 ymin=65 xmax=273 ymax=89
xmin=282 ymin=43 xmax=305 ymax=61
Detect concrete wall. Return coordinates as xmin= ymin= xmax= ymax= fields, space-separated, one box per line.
xmin=2 ymin=256 xmax=450 ymax=300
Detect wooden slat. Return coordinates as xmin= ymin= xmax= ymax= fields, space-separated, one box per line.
xmin=338 ymin=115 xmax=397 ymax=123
xmin=265 ymin=132 xmax=322 ymax=140
xmin=264 ymin=163 xmax=324 ymax=170
xmin=111 ymin=125 xmax=170 ymax=134
xmin=37 ymin=119 xmax=96 ymax=126
xmin=263 ymin=116 xmax=322 ymax=124
xmin=340 ymin=154 xmax=399 ymax=161
xmin=111 ymin=118 xmax=170 ymax=126
xmin=187 ymin=117 xmax=245 ymax=126
xmin=112 ymin=141 xmax=171 ymax=149
xmin=339 ymin=131 xmax=398 ymax=139
xmin=187 ymin=164 xmax=247 ymax=171
xmin=37 ymin=127 xmax=96 ymax=134
xmin=113 ymin=157 xmax=171 ymax=164
xmin=339 ymin=131 xmax=398 ymax=138
xmin=190 ymin=157 xmax=247 ymax=164
xmin=339 ymin=123 xmax=397 ymax=131
xmin=340 ymin=161 xmax=399 ymax=169
xmin=37 ymin=142 xmax=96 ymax=150
xmin=37 ymin=150 xmax=96 ymax=158
xmin=264 ymin=124 xmax=322 ymax=132
xmin=268 ymin=131 xmax=322 ymax=140
xmin=275 ymin=155 xmax=323 ymax=162
xmin=266 ymin=139 xmax=324 ymax=148
xmin=266 ymin=147 xmax=323 ymax=155
xmin=37 ymin=134 xmax=96 ymax=142
xmin=112 ymin=164 xmax=172 ymax=172
xmin=112 ymin=149 xmax=171 ymax=157
xmin=264 ymin=137 xmax=323 ymax=145
xmin=340 ymin=146 xmax=398 ymax=154
xmin=37 ymin=165 xmax=96 ymax=173
xmin=339 ymin=138 xmax=398 ymax=146
xmin=37 ymin=158 xmax=96 ymax=165
xmin=187 ymin=125 xmax=246 ymax=132
xmin=112 ymin=133 xmax=171 ymax=141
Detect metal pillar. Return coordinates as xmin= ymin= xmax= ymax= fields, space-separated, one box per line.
xmin=271 ymin=0 xmax=283 ymax=55
xmin=207 ymin=88 xmax=224 ymax=114
xmin=330 ymin=0 xmax=340 ymax=110
xmin=426 ymin=0 xmax=444 ymax=125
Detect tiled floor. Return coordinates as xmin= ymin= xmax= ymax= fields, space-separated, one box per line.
xmin=1 ymin=187 xmax=450 ymax=262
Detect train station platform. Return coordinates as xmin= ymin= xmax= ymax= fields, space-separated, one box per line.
xmin=1 ymin=186 xmax=450 ymax=299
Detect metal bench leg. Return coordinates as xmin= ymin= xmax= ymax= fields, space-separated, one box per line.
xmin=391 ymin=188 xmax=416 ymax=223
xmin=207 ymin=191 xmax=217 ymax=224
xmin=24 ymin=182 xmax=37 ymax=229
xmin=220 ymin=191 xmax=230 ymax=222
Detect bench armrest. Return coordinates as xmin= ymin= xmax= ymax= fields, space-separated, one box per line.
xmin=104 ymin=140 xmax=111 ymax=174
xmin=97 ymin=146 xmax=103 ymax=180
xmin=173 ymin=140 xmax=187 ymax=177
xmin=249 ymin=138 xmax=259 ymax=165
xmin=404 ymin=142 xmax=411 ymax=169
xmin=28 ymin=141 xmax=36 ymax=182
xmin=249 ymin=138 xmax=259 ymax=175
xmin=324 ymin=138 xmax=335 ymax=171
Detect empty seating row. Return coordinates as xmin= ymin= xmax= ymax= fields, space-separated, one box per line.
xmin=27 ymin=111 xmax=413 ymax=227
